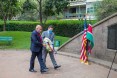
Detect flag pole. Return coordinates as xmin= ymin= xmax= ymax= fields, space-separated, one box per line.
xmin=107 ymin=50 xmax=117 ymax=78
xmin=85 ymin=14 xmax=89 ymax=65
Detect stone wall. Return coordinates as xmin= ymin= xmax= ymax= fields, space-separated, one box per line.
xmin=58 ymin=13 xmax=117 ymax=63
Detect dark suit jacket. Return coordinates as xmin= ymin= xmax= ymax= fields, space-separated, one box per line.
xmin=30 ymin=30 xmax=43 ymax=52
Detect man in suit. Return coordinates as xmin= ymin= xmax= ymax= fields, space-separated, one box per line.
xmin=42 ymin=25 xmax=61 ymax=69
xmin=29 ymin=25 xmax=48 ymax=73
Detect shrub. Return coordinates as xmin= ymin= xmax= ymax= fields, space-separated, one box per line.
xmin=0 ymin=20 xmax=96 ymax=37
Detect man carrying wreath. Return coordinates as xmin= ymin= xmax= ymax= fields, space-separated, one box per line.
xmin=42 ymin=25 xmax=61 ymax=69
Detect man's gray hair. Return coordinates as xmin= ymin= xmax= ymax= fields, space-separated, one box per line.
xmin=35 ymin=25 xmax=42 ymax=30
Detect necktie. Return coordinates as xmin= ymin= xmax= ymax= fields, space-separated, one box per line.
xmin=38 ymin=33 xmax=42 ymax=43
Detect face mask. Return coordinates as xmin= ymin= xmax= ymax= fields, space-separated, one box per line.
xmin=49 ymin=30 xmax=52 ymax=34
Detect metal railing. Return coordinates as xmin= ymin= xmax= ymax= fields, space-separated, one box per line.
xmin=69 ymin=0 xmax=86 ymax=2
xmin=64 ymin=13 xmax=96 ymax=20
xmin=64 ymin=13 xmax=85 ymax=19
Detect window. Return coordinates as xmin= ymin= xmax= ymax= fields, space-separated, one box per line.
xmin=87 ymin=7 xmax=94 ymax=14
xmin=70 ymin=0 xmax=76 ymax=1
xmin=107 ymin=25 xmax=117 ymax=50
xmin=70 ymin=8 xmax=76 ymax=13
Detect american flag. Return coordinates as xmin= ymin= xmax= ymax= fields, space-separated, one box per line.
xmin=80 ymin=19 xmax=88 ymax=63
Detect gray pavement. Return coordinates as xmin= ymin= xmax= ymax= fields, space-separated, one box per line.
xmin=0 ymin=50 xmax=117 ymax=78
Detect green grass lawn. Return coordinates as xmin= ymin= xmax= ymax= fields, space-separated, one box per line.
xmin=0 ymin=31 xmax=69 ymax=49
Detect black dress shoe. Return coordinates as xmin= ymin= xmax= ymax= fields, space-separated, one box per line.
xmin=29 ymin=69 xmax=37 ymax=72
xmin=45 ymin=67 xmax=49 ymax=69
xmin=54 ymin=65 xmax=61 ymax=69
xmin=40 ymin=69 xmax=48 ymax=73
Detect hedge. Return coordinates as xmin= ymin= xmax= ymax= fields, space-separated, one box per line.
xmin=0 ymin=20 xmax=97 ymax=37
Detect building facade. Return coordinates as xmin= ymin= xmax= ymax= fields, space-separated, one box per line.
xmin=63 ymin=0 xmax=102 ymax=20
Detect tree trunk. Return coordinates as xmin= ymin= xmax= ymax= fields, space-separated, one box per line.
xmin=43 ymin=16 xmax=48 ymax=26
xmin=39 ymin=0 xmax=42 ymax=26
xmin=3 ymin=16 xmax=7 ymax=31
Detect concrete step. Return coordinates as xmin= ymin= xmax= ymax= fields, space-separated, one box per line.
xmin=57 ymin=51 xmax=117 ymax=71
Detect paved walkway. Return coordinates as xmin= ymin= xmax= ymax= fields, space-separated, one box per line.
xmin=0 ymin=50 xmax=117 ymax=78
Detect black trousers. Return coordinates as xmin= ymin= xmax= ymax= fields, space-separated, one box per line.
xmin=29 ymin=51 xmax=46 ymax=71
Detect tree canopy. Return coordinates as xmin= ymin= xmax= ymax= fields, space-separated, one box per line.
xmin=0 ymin=0 xmax=69 ymax=30
xmin=35 ymin=0 xmax=69 ymax=25
xmin=0 ymin=0 xmax=21 ymax=31
xmin=96 ymin=0 xmax=117 ymax=20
